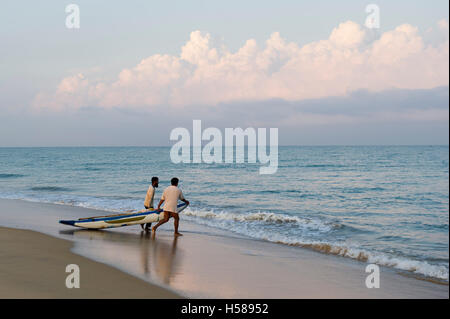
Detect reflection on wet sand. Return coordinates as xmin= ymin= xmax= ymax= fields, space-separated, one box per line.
xmin=59 ymin=229 xmax=181 ymax=285
xmin=140 ymin=231 xmax=179 ymax=284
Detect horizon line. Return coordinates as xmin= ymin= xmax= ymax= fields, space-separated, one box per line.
xmin=0 ymin=144 xmax=448 ymax=148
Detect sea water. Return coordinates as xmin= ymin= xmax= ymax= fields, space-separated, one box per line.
xmin=0 ymin=146 xmax=448 ymax=281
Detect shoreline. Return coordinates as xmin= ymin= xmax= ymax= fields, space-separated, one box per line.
xmin=0 ymin=198 xmax=448 ymax=298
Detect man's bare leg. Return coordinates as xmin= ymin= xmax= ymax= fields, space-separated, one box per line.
xmin=152 ymin=211 xmax=171 ymax=233
xmin=172 ymin=212 xmax=182 ymax=236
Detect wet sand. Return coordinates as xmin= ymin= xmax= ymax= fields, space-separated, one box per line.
xmin=0 ymin=198 xmax=448 ymax=298
xmin=0 ymin=226 xmax=180 ymax=298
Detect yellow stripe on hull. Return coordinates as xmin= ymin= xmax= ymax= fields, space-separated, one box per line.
xmin=105 ymin=216 xmax=146 ymax=224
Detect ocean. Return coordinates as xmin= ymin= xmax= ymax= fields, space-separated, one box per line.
xmin=0 ymin=146 xmax=448 ymax=281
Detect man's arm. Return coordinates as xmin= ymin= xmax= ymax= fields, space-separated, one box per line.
xmin=179 ymin=190 xmax=189 ymax=206
xmin=156 ymin=199 xmax=164 ymax=211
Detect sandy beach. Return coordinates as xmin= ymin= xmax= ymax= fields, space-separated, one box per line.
xmin=0 ymin=226 xmax=180 ymax=298
xmin=0 ymin=198 xmax=448 ymax=299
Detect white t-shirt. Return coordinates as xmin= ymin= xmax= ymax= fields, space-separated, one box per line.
xmin=161 ymin=185 xmax=185 ymax=213
xmin=144 ymin=185 xmax=155 ymax=208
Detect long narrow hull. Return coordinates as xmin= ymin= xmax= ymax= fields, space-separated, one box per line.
xmin=59 ymin=203 xmax=188 ymax=229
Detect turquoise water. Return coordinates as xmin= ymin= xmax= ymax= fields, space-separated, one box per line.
xmin=0 ymin=146 xmax=448 ymax=280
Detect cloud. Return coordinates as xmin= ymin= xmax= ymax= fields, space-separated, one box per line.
xmin=5 ymin=86 xmax=447 ymax=146
xmin=438 ymin=19 xmax=449 ymax=32
xmin=33 ymin=20 xmax=449 ymax=110
xmin=329 ymin=21 xmax=367 ymax=48
xmin=211 ymin=86 xmax=449 ymax=127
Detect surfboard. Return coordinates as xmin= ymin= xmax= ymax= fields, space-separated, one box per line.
xmin=59 ymin=202 xmax=189 ymax=229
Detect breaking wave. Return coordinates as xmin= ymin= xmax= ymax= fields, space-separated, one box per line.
xmin=183 ymin=209 xmax=338 ymax=232
xmin=282 ymin=241 xmax=448 ymax=281
xmin=183 ymin=208 xmax=449 ymax=281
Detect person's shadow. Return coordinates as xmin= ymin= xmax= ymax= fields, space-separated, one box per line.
xmin=59 ymin=228 xmax=181 ymax=285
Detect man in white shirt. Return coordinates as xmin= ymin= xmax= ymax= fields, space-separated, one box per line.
xmin=141 ymin=176 xmax=159 ymax=231
xmin=153 ymin=177 xmax=189 ymax=236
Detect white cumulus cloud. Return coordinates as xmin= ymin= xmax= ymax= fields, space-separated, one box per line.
xmin=33 ymin=20 xmax=449 ymax=110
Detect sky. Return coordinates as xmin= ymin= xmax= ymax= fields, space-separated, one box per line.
xmin=0 ymin=0 xmax=448 ymax=146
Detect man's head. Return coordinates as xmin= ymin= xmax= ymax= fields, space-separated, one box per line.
xmin=151 ymin=176 xmax=159 ymax=187
xmin=171 ymin=177 xmax=179 ymax=186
